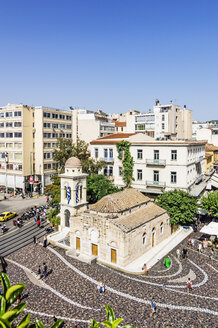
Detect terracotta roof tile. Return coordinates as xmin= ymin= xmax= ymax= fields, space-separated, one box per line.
xmin=90 ymin=188 xmax=150 ymax=213
xmin=112 ymin=202 xmax=167 ymax=232
xmin=206 ymin=143 xmax=218 ymax=151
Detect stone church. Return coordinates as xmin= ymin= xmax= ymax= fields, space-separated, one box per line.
xmin=54 ymin=157 xmax=171 ymax=269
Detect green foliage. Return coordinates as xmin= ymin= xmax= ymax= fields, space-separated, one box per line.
xmin=45 ymin=175 xmax=61 ymax=209
xmin=53 ymin=138 xmax=106 ymax=175
xmin=90 ymin=305 xmax=134 ymax=328
xmin=116 ymin=141 xmax=134 ymax=188
xmin=156 ymin=190 xmax=198 ymax=225
xmin=201 ymin=191 xmax=218 ymax=216
xmin=0 ymin=273 xmax=64 ymax=328
xmin=46 ymin=208 xmax=60 ymax=227
xmin=87 ymin=175 xmax=120 ymax=204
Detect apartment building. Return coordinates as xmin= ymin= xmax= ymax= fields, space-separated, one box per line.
xmin=90 ymin=133 xmax=206 ymax=195
xmin=34 ymin=106 xmax=73 ymax=190
xmin=72 ymin=109 xmax=115 ymax=144
xmin=0 ymin=104 xmax=73 ymax=193
xmin=196 ymin=127 xmax=218 ymax=147
xmin=0 ymin=104 xmax=34 ymax=192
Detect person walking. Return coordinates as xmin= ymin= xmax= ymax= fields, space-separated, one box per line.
xmin=142 ymin=263 xmax=148 ymax=274
xmin=176 ymin=249 xmax=181 ymax=259
xmin=209 ymin=247 xmax=214 ymax=260
xmin=150 ymin=298 xmax=156 ymax=316
xmin=198 ymin=243 xmax=202 ymax=253
xmin=46 ymin=195 xmax=49 ymax=203
xmin=43 ymin=235 xmax=47 ymax=248
xmin=37 ymin=265 xmax=41 ymax=278
xmin=182 ymin=248 xmax=188 ymax=259
xmin=43 ymin=263 xmax=47 ymax=278
xmin=187 ymin=278 xmax=192 ymax=294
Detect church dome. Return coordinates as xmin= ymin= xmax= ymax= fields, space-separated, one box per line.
xmin=65 ymin=157 xmax=82 ymax=168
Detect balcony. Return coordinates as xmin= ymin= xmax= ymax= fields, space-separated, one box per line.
xmin=103 ymin=158 xmax=114 ymax=163
xmin=195 ymin=156 xmax=204 ymax=164
xmin=146 ymin=159 xmax=166 ymax=166
xmin=146 ymin=180 xmax=166 ymax=188
xmin=195 ymin=174 xmax=204 ymax=185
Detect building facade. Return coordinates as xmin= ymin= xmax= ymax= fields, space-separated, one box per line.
xmin=90 ymin=133 xmax=206 ymax=194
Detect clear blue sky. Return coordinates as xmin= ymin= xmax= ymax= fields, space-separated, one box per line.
xmin=0 ymin=0 xmax=217 ymax=121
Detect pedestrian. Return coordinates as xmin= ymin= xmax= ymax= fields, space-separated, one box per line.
xmin=182 ymin=248 xmax=188 ymax=259
xmin=164 ymin=257 xmax=171 ymax=268
xmin=198 ymin=243 xmax=202 ymax=253
xmin=33 ymin=236 xmax=37 ymax=244
xmin=176 ymin=249 xmax=181 ymax=259
xmin=46 ymin=195 xmax=49 ymax=203
xmin=34 ymin=216 xmax=37 ymax=223
xmin=191 ymin=238 xmax=195 ymax=247
xmin=37 ymin=265 xmax=41 ymax=276
xmin=142 ymin=263 xmax=148 ymax=274
xmin=203 ymin=238 xmax=208 ymax=249
xmin=150 ymin=298 xmax=156 ymax=316
xmin=37 ymin=219 xmax=41 ymax=228
xmin=209 ymin=247 xmax=214 ymax=260
xmin=43 ymin=235 xmax=47 ymax=248
xmin=43 ymin=263 xmax=47 ymax=278
xmin=187 ymin=278 xmax=192 ymax=294
xmin=97 ymin=281 xmax=104 ymax=293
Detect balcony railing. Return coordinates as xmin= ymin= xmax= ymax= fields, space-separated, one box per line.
xmin=195 ymin=156 xmax=204 ymax=164
xmin=103 ymin=157 xmax=114 ymax=162
xmin=146 ymin=180 xmax=166 ymax=188
xmin=146 ymin=159 xmax=166 ymax=166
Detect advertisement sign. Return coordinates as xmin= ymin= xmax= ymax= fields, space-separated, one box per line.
xmin=29 ymin=176 xmax=33 ymax=184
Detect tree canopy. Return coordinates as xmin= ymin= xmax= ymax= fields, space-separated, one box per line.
xmin=116 ymin=141 xmax=134 ymax=188
xmin=156 ymin=189 xmax=198 ymax=225
xmin=87 ymin=174 xmax=120 ymax=204
xmin=201 ymin=191 xmax=218 ymax=217
xmin=53 ymin=138 xmax=106 ymax=174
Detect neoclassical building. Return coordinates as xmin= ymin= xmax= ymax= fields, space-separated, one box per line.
xmin=54 ymin=157 xmax=171 ymax=269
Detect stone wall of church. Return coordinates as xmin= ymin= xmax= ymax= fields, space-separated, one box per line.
xmin=120 ymin=212 xmax=171 ymax=267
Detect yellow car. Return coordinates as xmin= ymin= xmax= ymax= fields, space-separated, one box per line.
xmin=0 ymin=212 xmax=17 ymax=221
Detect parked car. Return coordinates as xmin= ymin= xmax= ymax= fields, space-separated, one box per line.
xmin=0 ymin=212 xmax=17 ymax=222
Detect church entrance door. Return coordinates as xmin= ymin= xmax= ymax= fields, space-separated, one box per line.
xmin=76 ymin=237 xmax=80 ymax=251
xmin=92 ymin=244 xmax=98 ymax=256
xmin=111 ymin=249 xmax=117 ymax=264
xmin=152 ymin=228 xmax=156 ymax=247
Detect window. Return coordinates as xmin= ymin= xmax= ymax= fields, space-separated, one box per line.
xmin=44 ymin=153 xmax=51 ymax=159
xmin=14 ymin=133 xmax=22 ymax=138
xmin=6 ymin=112 xmax=12 ymax=117
xmin=162 ymin=123 xmax=165 ymax=130
xmin=162 ymin=114 xmax=165 ymax=121
xmin=6 ymin=122 xmax=13 ymax=127
xmin=52 ymin=123 xmax=58 ymax=128
xmin=66 ymin=115 xmax=71 ymax=120
xmin=43 ymin=112 xmax=51 ymax=118
xmin=14 ymin=122 xmax=22 ymax=127
xmin=104 ymin=149 xmax=108 ymax=159
xmin=171 ymin=150 xmax=177 ymax=160
xmin=6 ymin=143 xmax=13 ymax=148
xmin=153 ymin=170 xmax=159 ymax=183
xmin=137 ymin=169 xmax=142 ymax=180
xmin=171 ymin=171 xmax=177 ymax=183
xmin=119 ymin=167 xmax=122 ymax=176
xmin=43 ymin=133 xmax=51 ymax=138
xmin=52 ymin=113 xmax=58 ymax=119
xmin=44 ymin=123 xmax=51 ymax=128
xmin=0 ymin=123 xmax=4 ymax=128
xmin=137 ymin=149 xmax=143 ymax=159
xmin=0 ymin=143 xmax=4 ymax=147
xmin=94 ymin=148 xmax=98 ymax=159
xmin=0 ymin=133 xmax=5 ymax=138
xmin=142 ymin=232 xmax=147 ymax=245
xmin=108 ymin=166 xmax=113 ymax=176
xmin=0 ymin=113 xmax=4 ymax=118
xmin=66 ymin=125 xmax=72 ymax=130
xmin=59 ymin=114 xmax=65 ymax=120
xmin=160 ymin=222 xmax=164 ymax=235
xmin=154 ymin=150 xmax=159 ymax=160
xmin=52 ymin=133 xmax=58 ymax=138
xmin=14 ymin=111 xmax=22 ymax=116
xmin=59 ymin=124 xmax=65 ymax=129
xmin=14 ymin=153 xmax=22 ymax=160
xmin=109 ymin=148 xmax=113 ymax=159
xmin=14 ymin=143 xmax=22 ymax=148
xmin=6 ymin=133 xmax=13 ymax=138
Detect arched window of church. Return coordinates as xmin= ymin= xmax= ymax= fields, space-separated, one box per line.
xmin=64 ymin=209 xmax=70 ymax=227
xmin=80 ymin=185 xmax=82 ymax=199
xmin=160 ymin=222 xmax=164 ymax=235
xmin=142 ymin=232 xmax=146 ymax=245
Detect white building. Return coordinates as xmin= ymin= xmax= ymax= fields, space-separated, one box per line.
xmin=196 ymin=128 xmax=218 ymax=147
xmin=90 ymin=133 xmax=206 ymax=195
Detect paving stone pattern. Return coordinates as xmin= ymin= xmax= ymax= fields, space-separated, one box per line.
xmin=6 ymin=230 xmax=218 ymax=328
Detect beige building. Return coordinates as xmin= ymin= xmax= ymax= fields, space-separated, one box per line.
xmin=0 ymin=104 xmax=73 ymax=193
xmin=0 ymin=104 xmax=34 ymax=192
xmin=52 ymin=157 xmax=171 ymax=269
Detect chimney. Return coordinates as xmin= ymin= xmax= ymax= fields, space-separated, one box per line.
xmin=155 ymin=99 xmax=160 ymax=106
xmin=184 ymin=105 xmax=186 ymax=109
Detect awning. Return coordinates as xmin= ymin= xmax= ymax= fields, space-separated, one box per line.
xmin=200 ymin=222 xmax=218 ymax=237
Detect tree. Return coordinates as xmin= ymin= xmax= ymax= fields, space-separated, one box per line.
xmin=116 ymin=141 xmax=134 ymax=188
xmin=0 ymin=273 xmax=63 ymax=328
xmin=53 ymin=138 xmax=106 ymax=174
xmin=53 ymin=139 xmax=73 ymax=172
xmin=201 ymin=191 xmax=218 ymax=217
xmin=87 ymin=175 xmax=120 ymax=204
xmin=156 ymin=190 xmax=198 ymax=225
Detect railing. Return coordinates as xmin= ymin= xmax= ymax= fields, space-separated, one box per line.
xmin=146 ymin=159 xmax=166 ymax=166
xmin=195 ymin=156 xmax=204 ymax=164
xmin=146 ymin=180 xmax=166 ymax=187
xmin=103 ymin=158 xmax=114 ymax=162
